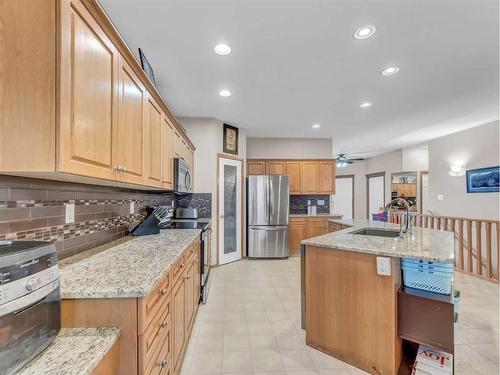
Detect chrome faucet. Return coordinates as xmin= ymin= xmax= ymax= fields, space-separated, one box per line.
xmin=384 ymin=198 xmax=412 ymax=238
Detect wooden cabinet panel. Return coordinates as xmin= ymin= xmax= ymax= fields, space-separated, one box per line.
xmin=59 ymin=0 xmax=118 ymax=180
xmin=306 ymin=218 xmax=325 ymax=238
xmin=162 ymin=118 xmax=175 ymax=189
xmin=266 ymin=161 xmax=285 ymax=175
xmin=116 ymin=56 xmax=145 ymax=184
xmin=145 ymin=96 xmax=163 ymax=187
xmin=172 ymin=277 xmax=185 ymax=370
xmin=286 ymin=162 xmax=302 ymax=194
xmin=289 ymin=219 xmax=307 ymax=254
xmin=184 ymin=261 xmax=195 ymax=336
xmin=302 ymin=162 xmax=319 ymax=193
xmin=318 ymin=161 xmax=335 ymax=194
xmin=247 ymin=161 xmax=266 ymax=175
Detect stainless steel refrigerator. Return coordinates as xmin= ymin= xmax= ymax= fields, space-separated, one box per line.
xmin=248 ymin=175 xmax=289 ymax=258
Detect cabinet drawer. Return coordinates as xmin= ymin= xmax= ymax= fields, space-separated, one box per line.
xmin=172 ymin=254 xmax=187 ymax=286
xmin=307 ymin=218 xmax=324 ymax=224
xmin=138 ymin=270 xmax=171 ymax=334
xmin=290 ymin=217 xmax=307 ymax=224
xmin=144 ymin=325 xmax=171 ymax=375
xmin=140 ymin=297 xmax=171 ymax=373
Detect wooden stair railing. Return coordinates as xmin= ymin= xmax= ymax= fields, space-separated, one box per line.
xmin=387 ymin=211 xmax=499 ymax=283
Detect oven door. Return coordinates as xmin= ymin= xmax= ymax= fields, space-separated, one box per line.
xmin=0 ymin=280 xmax=61 ymax=375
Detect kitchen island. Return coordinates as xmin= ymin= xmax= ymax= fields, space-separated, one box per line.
xmin=301 ymin=219 xmax=455 ymax=375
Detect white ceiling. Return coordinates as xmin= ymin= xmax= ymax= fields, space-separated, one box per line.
xmin=100 ymin=0 xmax=499 ymax=158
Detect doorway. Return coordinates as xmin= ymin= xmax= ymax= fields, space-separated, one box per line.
xmin=420 ymin=171 xmax=429 ymax=214
xmin=333 ymin=175 xmax=354 ymax=219
xmin=366 ymin=172 xmax=385 ymax=219
xmin=217 ymin=155 xmax=243 ymax=265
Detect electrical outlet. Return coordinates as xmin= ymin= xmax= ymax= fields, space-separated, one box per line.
xmin=65 ymin=203 xmax=75 ymax=224
xmin=376 ymin=257 xmax=391 ymax=276
xmin=438 ymin=194 xmax=444 ymax=201
xmin=317 ymin=199 xmax=325 ymax=206
xmin=129 ymin=202 xmax=135 ymax=214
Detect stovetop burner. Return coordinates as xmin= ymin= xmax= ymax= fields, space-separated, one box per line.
xmin=160 ymin=220 xmax=210 ymax=230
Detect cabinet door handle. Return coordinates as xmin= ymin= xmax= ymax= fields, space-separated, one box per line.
xmin=186 ymin=275 xmax=191 ymax=280
xmin=122 ymin=166 xmax=127 ymax=172
xmin=160 ymin=288 xmax=167 ymax=295
xmin=181 ymin=263 xmax=185 ymax=268
xmin=113 ymin=166 xmax=121 ymax=172
xmin=159 ymin=359 xmax=168 ymax=367
xmin=160 ymin=320 xmax=168 ymax=328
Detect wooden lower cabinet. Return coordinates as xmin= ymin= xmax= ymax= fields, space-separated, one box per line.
xmin=289 ymin=216 xmax=343 ymax=254
xmin=62 ymin=239 xmax=201 ymax=375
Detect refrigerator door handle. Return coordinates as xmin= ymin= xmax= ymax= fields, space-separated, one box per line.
xmin=249 ymin=226 xmax=288 ymax=231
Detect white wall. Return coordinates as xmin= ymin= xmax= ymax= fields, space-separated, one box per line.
xmin=428 ymin=120 xmax=500 ymax=220
xmin=246 ymin=137 xmax=333 ymax=159
xmin=180 ymin=117 xmax=247 ymax=264
xmin=402 ymin=144 xmax=429 ymax=171
xmin=366 ymin=150 xmax=403 ymax=205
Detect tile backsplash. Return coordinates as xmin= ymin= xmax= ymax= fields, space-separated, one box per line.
xmin=289 ymin=195 xmax=330 ymax=214
xmin=175 ymin=193 xmax=212 ymax=218
xmin=0 ymin=176 xmax=174 ymax=259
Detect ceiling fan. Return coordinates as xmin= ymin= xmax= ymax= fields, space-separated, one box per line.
xmin=335 ymin=154 xmax=363 ymax=168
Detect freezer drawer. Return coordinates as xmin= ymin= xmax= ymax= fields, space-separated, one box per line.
xmin=248 ymin=225 xmax=289 ymax=258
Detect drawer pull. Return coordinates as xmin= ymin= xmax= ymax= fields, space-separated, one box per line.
xmin=181 ymin=263 xmax=185 ymax=268
xmin=160 ymin=320 xmax=168 ymax=329
xmin=159 ymin=359 xmax=168 ymax=367
xmin=160 ymin=288 xmax=167 ymax=295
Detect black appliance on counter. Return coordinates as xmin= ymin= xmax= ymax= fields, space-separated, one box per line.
xmin=130 ymin=205 xmax=173 ymax=236
xmin=161 ymin=209 xmax=212 ymax=304
xmin=0 ymin=240 xmax=60 ymax=374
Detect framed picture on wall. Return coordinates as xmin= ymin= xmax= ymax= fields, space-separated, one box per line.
xmin=466 ymin=166 xmax=500 ymax=193
xmin=223 ymin=123 xmax=239 ymax=155
xmin=138 ymin=48 xmax=157 ymax=88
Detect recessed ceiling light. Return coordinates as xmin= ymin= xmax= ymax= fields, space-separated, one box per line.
xmin=354 ymin=25 xmax=376 ymax=39
xmin=312 ymin=124 xmax=321 ymax=129
xmin=359 ymin=102 xmax=372 ymax=108
xmin=214 ymin=43 xmax=231 ymax=56
xmin=219 ymin=89 xmax=231 ymax=97
xmin=381 ymin=66 xmax=400 ymax=76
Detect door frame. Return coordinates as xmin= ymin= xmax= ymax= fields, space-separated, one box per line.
xmin=420 ymin=170 xmax=429 ymax=214
xmin=366 ymin=172 xmax=385 ymax=219
xmin=216 ymin=153 xmax=245 ymax=266
xmin=335 ymin=174 xmax=355 ymax=219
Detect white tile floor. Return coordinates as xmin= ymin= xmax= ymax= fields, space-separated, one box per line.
xmin=181 ymin=257 xmax=499 ymax=375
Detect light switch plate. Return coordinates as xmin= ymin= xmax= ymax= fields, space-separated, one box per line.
xmin=65 ymin=203 xmax=75 ymax=224
xmin=317 ymin=199 xmax=325 ymax=206
xmin=129 ymin=202 xmax=135 ymax=214
xmin=376 ymin=256 xmax=391 ymax=276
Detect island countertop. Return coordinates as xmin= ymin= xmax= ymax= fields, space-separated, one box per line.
xmin=301 ymin=219 xmax=454 ymax=262
xmin=17 ymin=327 xmax=120 ymax=375
xmin=60 ymin=229 xmax=201 ymax=299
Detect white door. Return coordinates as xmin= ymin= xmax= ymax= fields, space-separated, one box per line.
xmin=333 ymin=176 xmax=354 ymax=219
xmin=367 ymin=175 xmax=385 ymax=219
xmin=218 ymin=157 xmax=242 ymax=265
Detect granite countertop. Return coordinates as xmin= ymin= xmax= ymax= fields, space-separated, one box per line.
xmin=301 ymin=219 xmax=454 ymax=262
xmin=289 ymin=213 xmax=343 ymax=218
xmin=18 ymin=327 xmax=121 ymax=375
xmin=60 ymin=229 xmax=201 ymax=299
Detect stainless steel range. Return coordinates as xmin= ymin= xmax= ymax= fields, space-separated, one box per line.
xmin=161 ymin=208 xmax=212 ymax=304
xmin=0 ymin=240 xmax=60 ymax=374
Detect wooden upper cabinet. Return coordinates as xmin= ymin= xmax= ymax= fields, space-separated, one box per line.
xmin=144 ymin=95 xmax=163 ymax=187
xmin=302 ymin=162 xmax=319 ymax=193
xmin=58 ymin=0 xmax=119 ymax=180
xmin=161 ymin=117 xmax=175 ymax=189
xmin=116 ymin=56 xmax=145 ymax=185
xmin=266 ymin=161 xmax=285 ymax=175
xmin=247 ymin=161 xmax=266 ymax=175
xmin=285 ymin=162 xmax=302 ymax=194
xmin=318 ymin=161 xmax=335 ymax=194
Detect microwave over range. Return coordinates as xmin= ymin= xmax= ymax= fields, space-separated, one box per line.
xmin=175 ymin=157 xmax=193 ymax=193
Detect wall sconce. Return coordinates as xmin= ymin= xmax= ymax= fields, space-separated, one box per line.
xmin=448 ymin=164 xmax=465 ymax=177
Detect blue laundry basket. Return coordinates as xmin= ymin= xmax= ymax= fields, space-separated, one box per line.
xmin=401 ymin=258 xmax=453 ymax=295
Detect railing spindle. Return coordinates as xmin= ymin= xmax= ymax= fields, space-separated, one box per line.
xmin=486 ymin=222 xmax=492 ymax=279
xmin=467 ymin=220 xmax=473 ymax=273
xmin=476 ymin=221 xmax=482 ymax=276
xmin=458 ymin=219 xmax=464 ymax=271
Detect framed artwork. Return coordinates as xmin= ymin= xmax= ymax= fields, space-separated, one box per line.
xmin=466 ymin=166 xmax=499 ymax=193
xmin=223 ymin=123 xmax=239 ymax=155
xmin=138 ymin=48 xmax=157 ymax=88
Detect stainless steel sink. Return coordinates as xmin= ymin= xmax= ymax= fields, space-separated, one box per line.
xmin=350 ymin=228 xmax=401 ymax=238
